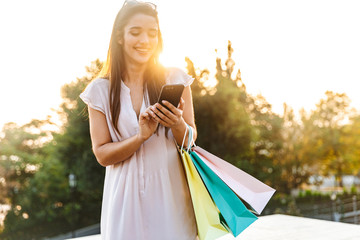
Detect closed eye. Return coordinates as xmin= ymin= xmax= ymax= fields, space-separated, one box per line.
xmin=128 ymin=27 xmax=158 ymax=38
xmin=148 ymin=30 xmax=158 ymax=38
xmin=129 ymin=26 xmax=141 ymax=36
xmin=130 ymin=29 xmax=141 ymax=36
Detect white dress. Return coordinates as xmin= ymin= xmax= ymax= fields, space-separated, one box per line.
xmin=80 ymin=68 xmax=197 ymax=240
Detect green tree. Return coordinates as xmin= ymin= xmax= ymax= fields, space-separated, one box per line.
xmin=0 ymin=59 xmax=105 ymax=239
xmin=305 ymin=91 xmax=353 ymax=187
xmin=186 ymin=41 xmax=253 ymax=168
xmin=276 ymin=104 xmax=313 ymax=193
xmin=0 ymin=119 xmax=52 ymax=206
xmin=0 ymin=119 xmax=68 ymax=239
xmin=343 ymin=114 xmax=360 ymax=180
xmin=51 ymin=59 xmax=105 ymax=229
xmin=186 ymin=41 xmax=288 ymax=191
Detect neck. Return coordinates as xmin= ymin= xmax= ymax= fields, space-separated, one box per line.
xmin=123 ymin=62 xmax=147 ymax=86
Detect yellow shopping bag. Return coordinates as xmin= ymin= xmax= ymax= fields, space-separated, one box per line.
xmin=180 ymin=149 xmax=229 ymax=240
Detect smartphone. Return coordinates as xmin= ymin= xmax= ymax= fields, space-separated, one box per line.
xmin=157 ymin=84 xmax=185 ymax=112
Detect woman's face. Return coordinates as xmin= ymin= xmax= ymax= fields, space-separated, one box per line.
xmin=120 ymin=13 xmax=159 ymax=66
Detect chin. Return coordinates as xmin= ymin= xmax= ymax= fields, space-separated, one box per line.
xmin=134 ymin=54 xmax=154 ymax=65
xmin=125 ymin=51 xmax=155 ymax=66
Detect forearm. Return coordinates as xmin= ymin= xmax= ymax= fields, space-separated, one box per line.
xmin=93 ymin=134 xmax=145 ymax=167
xmin=171 ymin=118 xmax=197 ymax=147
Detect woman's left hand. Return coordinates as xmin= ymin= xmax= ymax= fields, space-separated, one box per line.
xmin=149 ymin=98 xmax=185 ymax=129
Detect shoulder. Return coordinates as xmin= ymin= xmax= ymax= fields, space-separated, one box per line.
xmin=83 ymin=78 xmax=109 ymax=94
xmin=79 ymin=78 xmax=110 ymax=113
xmin=90 ymin=78 xmax=109 ymax=89
xmin=165 ymin=67 xmax=194 ymax=87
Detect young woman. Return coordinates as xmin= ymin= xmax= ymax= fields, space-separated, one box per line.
xmin=80 ymin=1 xmax=197 ymax=239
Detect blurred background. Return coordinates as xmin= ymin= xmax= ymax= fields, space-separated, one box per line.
xmin=1 ymin=0 xmax=360 ymax=239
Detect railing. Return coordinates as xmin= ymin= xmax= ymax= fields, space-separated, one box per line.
xmin=43 ymin=223 xmax=100 ymax=240
xmin=338 ymin=195 xmax=359 ymax=224
xmin=299 ymin=195 xmax=360 ymax=224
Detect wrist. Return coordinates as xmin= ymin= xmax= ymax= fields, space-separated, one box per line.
xmin=136 ymin=133 xmax=147 ymax=143
xmin=171 ymin=117 xmax=186 ymax=131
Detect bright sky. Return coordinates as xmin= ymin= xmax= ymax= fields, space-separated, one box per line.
xmin=1 ymin=0 xmax=360 ymax=130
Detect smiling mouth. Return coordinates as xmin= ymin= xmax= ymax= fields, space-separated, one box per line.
xmin=135 ymin=48 xmax=151 ymax=54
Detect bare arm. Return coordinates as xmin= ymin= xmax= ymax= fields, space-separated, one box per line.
xmin=171 ymin=86 xmax=197 ymax=146
xmin=88 ymin=106 xmax=158 ymax=167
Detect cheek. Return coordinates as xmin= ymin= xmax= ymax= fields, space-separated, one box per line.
xmin=151 ymin=38 xmax=159 ymax=49
xmin=123 ymin=33 xmax=137 ymax=46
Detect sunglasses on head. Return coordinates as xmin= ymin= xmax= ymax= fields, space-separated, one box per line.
xmin=122 ymin=0 xmax=157 ymax=11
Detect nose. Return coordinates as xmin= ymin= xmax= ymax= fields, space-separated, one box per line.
xmin=139 ymin=32 xmax=150 ymax=44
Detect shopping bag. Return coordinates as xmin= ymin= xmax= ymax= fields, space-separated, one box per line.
xmin=193 ymin=147 xmax=275 ymax=214
xmin=180 ymin=150 xmax=229 ymax=240
xmin=190 ymin=151 xmax=258 ymax=237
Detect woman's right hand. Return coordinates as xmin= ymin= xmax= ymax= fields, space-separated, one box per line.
xmin=138 ymin=107 xmax=159 ymax=141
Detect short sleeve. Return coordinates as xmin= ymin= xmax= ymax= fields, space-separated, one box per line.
xmin=165 ymin=67 xmax=194 ymax=87
xmin=79 ymin=78 xmax=109 ymax=114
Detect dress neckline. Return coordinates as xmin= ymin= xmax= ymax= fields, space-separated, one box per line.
xmin=121 ymin=80 xmax=147 ymax=120
xmin=120 ymin=80 xmax=131 ymax=93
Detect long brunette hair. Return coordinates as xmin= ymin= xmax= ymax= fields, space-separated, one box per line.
xmin=98 ymin=1 xmax=166 ymax=136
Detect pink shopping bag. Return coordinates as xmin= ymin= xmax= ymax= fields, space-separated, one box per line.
xmin=193 ymin=146 xmax=275 ymax=214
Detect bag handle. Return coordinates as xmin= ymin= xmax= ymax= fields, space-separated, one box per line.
xmin=180 ymin=124 xmax=188 ymax=152
xmin=180 ymin=123 xmax=194 ymax=152
xmin=186 ymin=124 xmax=193 ymax=153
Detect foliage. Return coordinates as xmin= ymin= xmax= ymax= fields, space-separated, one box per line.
xmin=0 ymin=60 xmax=104 ymax=239
xmin=302 ymin=91 xmax=356 ymax=186
xmin=343 ymin=115 xmax=360 ymax=176
xmin=275 ymin=104 xmax=314 ymax=192
xmin=53 ymin=59 xmax=105 ymax=225
xmin=0 ymin=119 xmax=69 ymax=239
xmin=187 ymin=41 xmax=296 ymax=192
xmin=185 ymin=41 xmax=359 ymax=193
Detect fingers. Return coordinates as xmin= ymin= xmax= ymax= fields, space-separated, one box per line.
xmin=140 ymin=112 xmax=150 ymax=121
xmin=145 ymin=103 xmax=184 ymax=128
xmin=140 ymin=110 xmax=159 ymax=130
xmin=150 ymin=105 xmax=173 ymax=127
xmin=144 ymin=108 xmax=157 ymax=121
xmin=140 ymin=111 xmax=158 ymax=125
xmin=143 ymin=107 xmax=163 ymax=124
xmin=160 ymin=101 xmax=178 ymax=114
xmin=139 ymin=112 xmax=146 ymax=120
